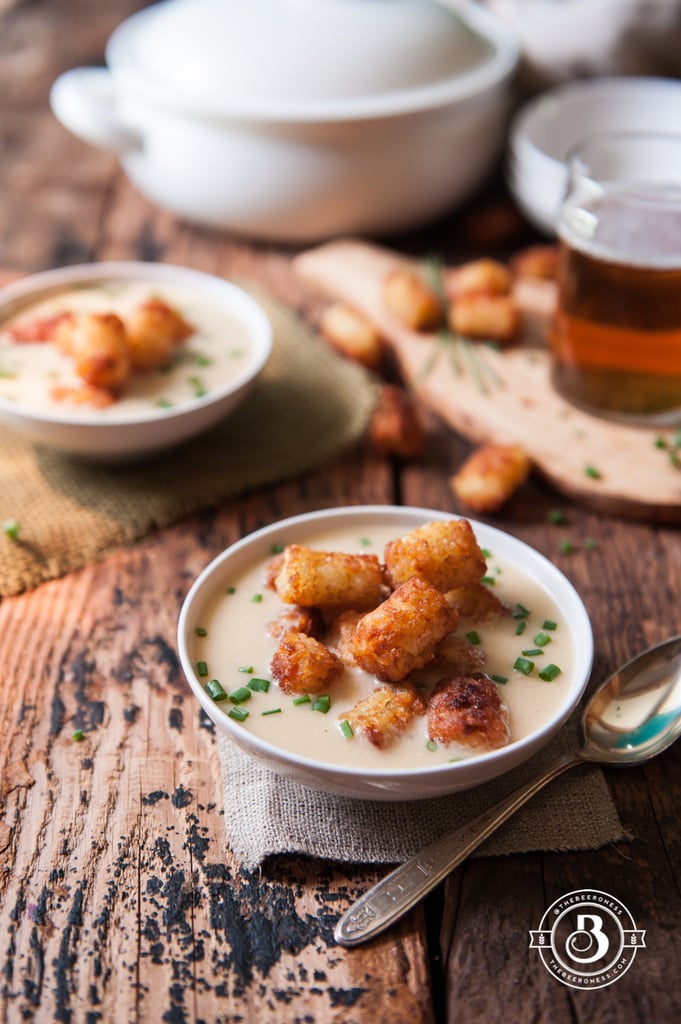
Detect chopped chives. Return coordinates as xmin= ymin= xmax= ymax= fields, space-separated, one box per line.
xmin=491 ymin=674 xmax=508 ymax=684
xmin=481 ymin=575 xmax=496 ymax=586
xmin=229 ymin=686 xmax=252 ymax=705
xmin=481 ymin=548 xmax=492 ymax=558
xmin=206 ymin=678 xmax=227 ymax=701
xmin=359 ymin=537 xmax=372 ymax=546
xmin=261 ymin=708 xmax=282 ymax=716
xmin=339 ymin=719 xmax=354 ymax=739
xmin=228 ymin=706 xmax=249 ymax=722
xmin=196 ymin=660 xmax=208 ymax=677
xmin=248 ymin=677 xmax=270 ymax=693
xmin=195 ymin=626 xmax=207 ymax=637
xmin=252 ymin=593 xmax=263 ymax=603
xmin=522 ymin=648 xmax=544 ymax=657
xmin=239 ymin=665 xmax=254 ymax=673
xmin=292 ymin=694 xmax=311 ymax=705
xmin=539 ymin=663 xmax=562 ymax=682
xmin=514 ymin=656 xmax=534 ymax=676
xmin=312 ymin=694 xmax=331 ymax=714
xmin=512 ymin=603 xmax=530 ymax=619
xmin=193 ymin=354 xmax=211 ymax=366
xmin=72 ymin=729 xmax=84 ymax=742
xmin=466 ymin=630 xmax=481 ymax=645
xmin=515 ymin=621 xmax=527 ymax=636
xmin=560 ymin=539 xmax=575 ymax=554
xmin=270 ymin=542 xmax=284 ymax=554
xmin=548 ymin=508 xmax=566 ymax=525
xmin=584 ymin=464 xmax=601 ymax=480
xmin=584 ymin=537 xmax=598 ymax=550
xmin=542 ymin=620 xmax=557 ymax=631
xmin=226 ymin=586 xmax=236 ymax=595
xmin=654 ymin=436 xmax=667 ymax=449
xmin=534 ymin=632 xmax=552 ymax=647
xmin=2 ymin=519 xmax=20 ymax=540
xmin=426 ymin=740 xmax=437 ymax=752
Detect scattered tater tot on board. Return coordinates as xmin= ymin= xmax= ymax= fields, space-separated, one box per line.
xmin=383 ymin=518 xmax=487 ymax=592
xmin=349 ymin=575 xmax=458 ymax=683
xmin=427 ymin=672 xmax=511 ymax=750
xmin=448 ymin=292 xmax=520 ymax=344
xmin=445 ymin=258 xmax=512 ymax=300
xmin=319 ymin=302 xmax=383 ymax=370
xmin=368 ymin=383 xmax=425 ymax=460
xmin=270 ymin=631 xmax=344 ymax=695
xmin=340 ymin=684 xmax=426 ymax=748
xmin=510 ymin=244 xmax=559 ymax=281
xmin=274 ymin=544 xmax=384 ymax=609
xmin=450 ymin=444 xmax=531 ymax=514
xmin=382 ymin=267 xmax=443 ymax=331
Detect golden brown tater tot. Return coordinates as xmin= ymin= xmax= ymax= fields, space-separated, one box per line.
xmin=445 ymin=582 xmax=509 ymax=622
xmin=64 ymin=312 xmax=132 ymax=391
xmin=383 ymin=518 xmax=486 ymax=593
xmin=270 ymin=631 xmax=343 ymax=695
xmin=368 ymin=383 xmax=425 ymax=460
xmin=382 ymin=268 xmax=443 ymax=331
xmin=319 ymin=302 xmax=384 ymax=370
xmin=448 ymin=293 xmax=520 ymax=344
xmin=126 ymin=298 xmax=194 ymax=370
xmin=274 ymin=544 xmax=384 ymax=608
xmin=450 ymin=444 xmax=531 ymax=514
xmin=340 ymin=684 xmax=426 ymax=748
xmin=427 ymin=673 xmax=510 ymax=750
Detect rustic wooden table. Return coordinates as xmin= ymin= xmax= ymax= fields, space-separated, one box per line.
xmin=1 ymin=2 xmax=680 ymax=1022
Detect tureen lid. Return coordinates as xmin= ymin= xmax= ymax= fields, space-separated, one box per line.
xmin=107 ymin=0 xmax=517 ymax=119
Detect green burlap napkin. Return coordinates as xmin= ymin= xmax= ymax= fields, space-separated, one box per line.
xmin=0 ymin=292 xmax=377 ymax=597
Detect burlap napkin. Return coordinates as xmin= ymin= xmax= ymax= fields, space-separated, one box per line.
xmin=0 ymin=290 xmax=376 ymax=597
xmin=218 ymin=711 xmax=627 ymax=868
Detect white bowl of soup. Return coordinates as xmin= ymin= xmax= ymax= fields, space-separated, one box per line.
xmin=178 ymin=506 xmax=593 ymax=801
xmin=0 ymin=261 xmax=272 ymax=460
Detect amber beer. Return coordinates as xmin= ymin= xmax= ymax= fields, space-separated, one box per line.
xmin=551 ymin=135 xmax=681 ymax=424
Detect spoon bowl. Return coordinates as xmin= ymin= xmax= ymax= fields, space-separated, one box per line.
xmin=335 ymin=635 xmax=681 ymax=946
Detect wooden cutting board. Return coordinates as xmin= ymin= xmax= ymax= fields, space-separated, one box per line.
xmin=295 ymin=239 xmax=681 ymax=523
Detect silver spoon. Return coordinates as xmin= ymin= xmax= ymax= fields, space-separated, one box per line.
xmin=334 ymin=635 xmax=681 ymax=947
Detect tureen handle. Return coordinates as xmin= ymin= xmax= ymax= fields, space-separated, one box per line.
xmin=50 ymin=68 xmax=142 ymax=155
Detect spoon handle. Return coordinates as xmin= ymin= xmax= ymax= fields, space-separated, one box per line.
xmin=334 ymin=752 xmax=583 ymax=946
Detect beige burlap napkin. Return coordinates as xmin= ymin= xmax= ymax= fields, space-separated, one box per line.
xmin=218 ymin=711 xmax=626 ymax=868
xmin=0 ymin=290 xmax=376 ymax=597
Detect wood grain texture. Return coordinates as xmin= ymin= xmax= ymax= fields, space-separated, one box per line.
xmin=295 ymin=240 xmax=681 ymax=522
xmin=1 ymin=1 xmax=681 ymax=1021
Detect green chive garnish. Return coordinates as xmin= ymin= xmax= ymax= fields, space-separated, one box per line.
xmin=226 ymin=586 xmax=236 ymax=595
xmin=466 ymin=630 xmax=480 ymax=645
xmin=491 ymin=674 xmax=508 ymax=684
xmin=584 ymin=537 xmax=598 ymax=550
xmin=534 ymin=632 xmax=551 ymax=647
xmin=359 ymin=537 xmax=372 ymax=547
xmin=270 ymin=542 xmax=284 ymax=554
xmin=585 ymin=464 xmax=601 ymax=480
xmin=197 ymin=660 xmax=208 ymax=677
xmin=313 ymin=695 xmax=331 ymax=714
xmin=522 ymin=648 xmax=544 ymax=657
xmin=514 ymin=657 xmax=534 ymax=675
xmin=481 ymin=548 xmax=492 ymax=558
xmin=206 ymin=678 xmax=227 ymax=702
xmin=539 ymin=663 xmax=562 ymax=682
xmin=515 ymin=621 xmax=527 ymax=636
xmin=512 ymin=603 xmax=530 ymax=619
xmin=228 ymin=706 xmax=249 ymax=722
xmin=339 ymin=720 xmax=354 ymax=739
xmin=560 ymin=539 xmax=575 ymax=554
xmin=72 ymin=729 xmax=84 ymax=742
xmin=195 ymin=626 xmax=207 ymax=637
xmin=548 ymin=508 xmax=566 ymax=525
xmin=252 ymin=593 xmax=263 ymax=603
xmin=239 ymin=665 xmax=254 ymax=673
xmin=229 ymin=686 xmax=252 ymax=705
xmin=542 ymin=620 xmax=557 ymax=631
xmin=481 ymin=575 xmax=495 ymax=586
xmin=2 ymin=519 xmax=20 ymax=540
xmin=189 ymin=375 xmax=207 ymax=398
xmin=248 ymin=677 xmax=270 ymax=693
xmin=292 ymin=694 xmax=311 ymax=705
xmin=426 ymin=740 xmax=437 ymax=752
xmin=261 ymin=708 xmax=282 ymax=716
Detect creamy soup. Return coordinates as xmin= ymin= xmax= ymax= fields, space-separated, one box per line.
xmin=192 ymin=523 xmax=575 ymax=771
xmin=0 ymin=280 xmax=254 ymax=419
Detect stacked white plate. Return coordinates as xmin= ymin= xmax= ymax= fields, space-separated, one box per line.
xmin=507 ymin=76 xmax=681 ymax=235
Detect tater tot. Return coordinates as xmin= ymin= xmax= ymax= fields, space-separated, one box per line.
xmin=368 ymin=383 xmax=425 ymax=460
xmin=270 ymin=631 xmax=343 ymax=695
xmin=431 ymin=634 xmax=486 ymax=674
xmin=324 ymin=609 xmax=364 ymax=666
xmin=64 ymin=312 xmax=132 ymax=391
xmin=267 ymin=606 xmax=324 ymax=641
xmin=274 ymin=544 xmax=384 ymax=608
xmin=445 ymin=582 xmax=509 ymax=622
xmin=427 ymin=673 xmax=510 ymax=750
xmin=448 ymin=293 xmax=520 ymax=344
xmin=319 ymin=302 xmax=384 ymax=370
xmin=382 ymin=268 xmax=443 ymax=331
xmin=340 ymin=684 xmax=426 ymax=748
xmin=446 ymin=258 xmax=512 ymax=299
xmin=349 ymin=575 xmax=458 ymax=683
xmin=450 ymin=444 xmax=531 ymax=514
xmin=126 ymin=298 xmax=194 ymax=370
xmin=510 ymin=244 xmax=559 ymax=281
xmin=383 ymin=518 xmax=487 ymax=593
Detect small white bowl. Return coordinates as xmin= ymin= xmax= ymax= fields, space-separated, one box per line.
xmin=508 ymin=76 xmax=681 ymax=234
xmin=178 ymin=505 xmax=593 ymax=801
xmin=0 ymin=261 xmax=272 ymax=460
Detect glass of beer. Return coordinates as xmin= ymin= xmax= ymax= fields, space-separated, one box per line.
xmin=550 ymin=132 xmax=681 ymax=425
